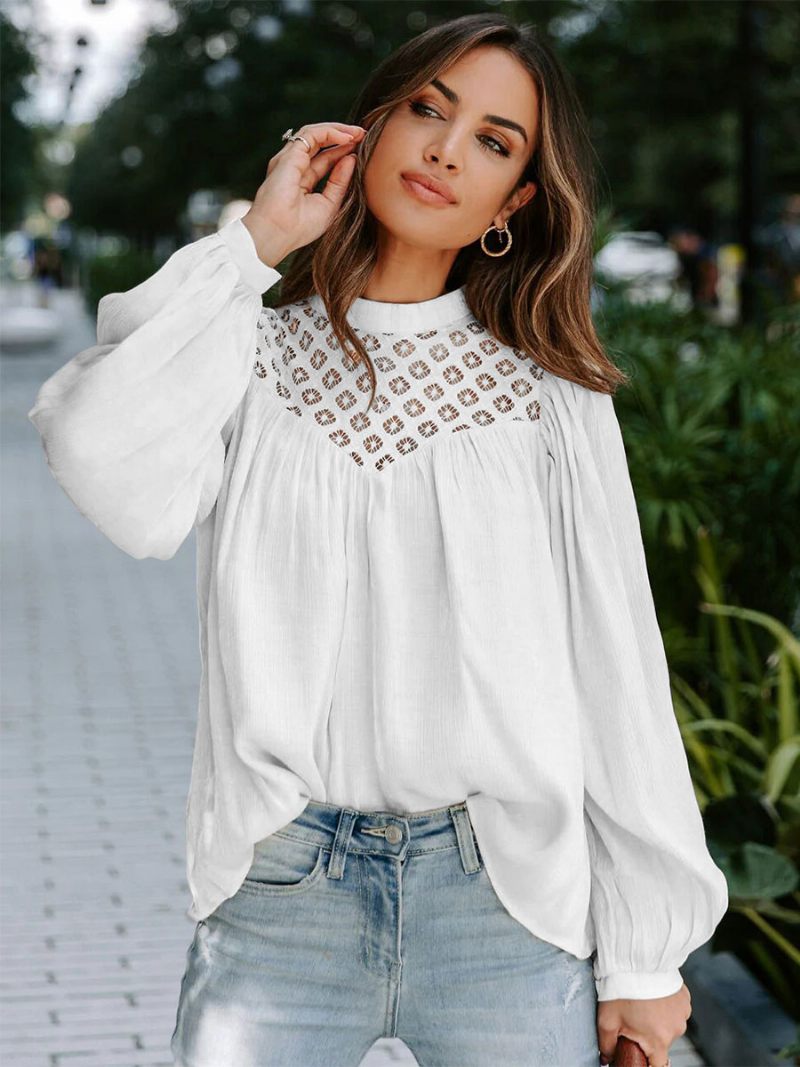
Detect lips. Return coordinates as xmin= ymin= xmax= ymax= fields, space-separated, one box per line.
xmin=400 ymin=171 xmax=456 ymax=204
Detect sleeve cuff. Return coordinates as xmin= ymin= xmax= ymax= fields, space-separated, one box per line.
xmin=594 ymin=968 xmax=684 ymax=1001
xmin=218 ymin=217 xmax=283 ymax=295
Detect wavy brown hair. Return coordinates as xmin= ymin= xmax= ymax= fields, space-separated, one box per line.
xmin=278 ymin=11 xmax=628 ymax=414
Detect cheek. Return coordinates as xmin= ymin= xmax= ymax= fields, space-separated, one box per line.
xmin=362 ymin=137 xmax=403 ymax=210
xmin=362 ymin=156 xmax=389 ymax=213
xmin=470 ymin=168 xmax=510 ymax=212
xmin=365 ymin=126 xmax=403 ymax=179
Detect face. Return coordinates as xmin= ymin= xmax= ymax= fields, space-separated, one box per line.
xmin=363 ymin=45 xmax=539 ymax=252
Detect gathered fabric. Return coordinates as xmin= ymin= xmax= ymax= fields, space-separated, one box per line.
xmin=28 ymin=216 xmax=728 ymax=1002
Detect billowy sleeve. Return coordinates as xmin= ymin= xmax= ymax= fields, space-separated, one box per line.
xmin=27 ymin=218 xmax=282 ymax=560
xmin=542 ymin=374 xmax=729 ymax=1002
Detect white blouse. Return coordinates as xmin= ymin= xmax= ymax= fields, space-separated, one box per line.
xmin=28 ymin=216 xmax=729 ymax=1003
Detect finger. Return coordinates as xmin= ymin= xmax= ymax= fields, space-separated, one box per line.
xmin=269 ymin=128 xmax=352 ymax=178
xmin=305 ymin=121 xmax=365 ymax=135
xmin=317 ymin=151 xmax=357 ymax=210
xmin=298 ymin=141 xmax=357 ymax=195
xmin=597 ymin=1028 xmax=618 ymax=1064
xmin=285 ymin=124 xmax=362 ymax=158
xmin=305 ymin=137 xmax=361 ymax=186
xmin=282 ymin=129 xmax=359 ymax=189
xmin=648 ymin=1045 xmax=671 ymax=1067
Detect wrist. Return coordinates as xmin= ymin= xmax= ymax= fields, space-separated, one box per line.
xmin=241 ymin=212 xmax=293 ymax=268
xmin=218 ymin=218 xmax=283 ymax=295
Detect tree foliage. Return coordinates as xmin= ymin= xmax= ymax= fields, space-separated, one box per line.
xmin=59 ymin=0 xmax=799 ymax=242
xmin=0 ymin=9 xmax=39 ymax=231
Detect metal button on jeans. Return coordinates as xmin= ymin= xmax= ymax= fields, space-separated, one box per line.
xmin=385 ymin=824 xmax=403 ymax=844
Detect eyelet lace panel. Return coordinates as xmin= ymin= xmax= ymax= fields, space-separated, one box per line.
xmin=254 ymin=300 xmax=544 ymax=473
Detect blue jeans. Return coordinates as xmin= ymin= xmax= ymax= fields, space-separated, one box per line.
xmin=171 ymin=798 xmax=599 ymax=1066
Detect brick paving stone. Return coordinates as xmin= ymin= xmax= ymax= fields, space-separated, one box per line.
xmin=1 ymin=281 xmax=706 ymax=1067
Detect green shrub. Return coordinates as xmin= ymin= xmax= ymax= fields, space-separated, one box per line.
xmin=674 ymin=532 xmax=799 ymax=1021
xmin=597 ymin=292 xmax=800 ymax=636
xmin=598 ymin=288 xmax=800 ymax=1021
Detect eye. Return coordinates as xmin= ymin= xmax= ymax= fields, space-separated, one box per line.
xmin=408 ymin=100 xmax=510 ymax=158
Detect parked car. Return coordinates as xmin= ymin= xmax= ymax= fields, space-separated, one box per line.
xmin=594 ymin=230 xmax=682 ymax=305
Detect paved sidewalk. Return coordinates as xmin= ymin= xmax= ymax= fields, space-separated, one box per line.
xmin=0 ymin=282 xmax=705 ymax=1066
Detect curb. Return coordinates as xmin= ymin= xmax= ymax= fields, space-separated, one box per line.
xmin=682 ymin=943 xmax=797 ymax=1066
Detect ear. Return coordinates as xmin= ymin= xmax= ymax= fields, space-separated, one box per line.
xmin=496 ymin=180 xmax=537 ymax=227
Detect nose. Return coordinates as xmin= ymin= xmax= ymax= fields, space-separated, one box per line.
xmin=425 ymin=141 xmax=460 ymax=171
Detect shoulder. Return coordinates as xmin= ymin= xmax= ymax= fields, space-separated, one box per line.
xmin=252 ymin=296 xmax=314 ymax=362
xmin=249 ymin=296 xmax=326 ymax=406
xmin=545 ymin=372 xmax=616 ymax=411
xmin=539 ymin=373 xmax=622 ymax=451
xmin=258 ymin=294 xmax=332 ymax=354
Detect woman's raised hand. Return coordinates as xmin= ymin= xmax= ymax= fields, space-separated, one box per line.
xmin=241 ymin=122 xmax=366 ymax=268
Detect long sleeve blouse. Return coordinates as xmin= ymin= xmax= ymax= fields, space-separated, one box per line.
xmin=27 ymin=216 xmax=729 ymax=1002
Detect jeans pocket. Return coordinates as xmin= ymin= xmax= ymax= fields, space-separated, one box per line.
xmin=239 ymin=833 xmax=327 ymax=895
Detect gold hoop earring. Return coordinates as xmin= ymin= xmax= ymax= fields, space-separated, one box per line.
xmin=480 ymin=221 xmax=512 ymax=257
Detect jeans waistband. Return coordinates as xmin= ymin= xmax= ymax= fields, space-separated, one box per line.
xmin=260 ymin=798 xmax=484 ymax=880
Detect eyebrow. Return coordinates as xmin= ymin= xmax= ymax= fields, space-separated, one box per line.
xmin=430 ymin=78 xmax=529 ymax=144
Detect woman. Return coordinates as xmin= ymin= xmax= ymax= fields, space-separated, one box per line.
xmin=28 ymin=12 xmax=728 ymax=1067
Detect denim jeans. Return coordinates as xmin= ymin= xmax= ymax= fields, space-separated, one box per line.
xmin=171 ymin=798 xmax=599 ymax=1066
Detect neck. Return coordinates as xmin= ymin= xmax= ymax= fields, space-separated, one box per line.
xmin=361 ymin=231 xmax=459 ymax=304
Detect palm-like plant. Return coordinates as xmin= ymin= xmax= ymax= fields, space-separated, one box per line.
xmin=593 ymin=285 xmax=800 ymax=1023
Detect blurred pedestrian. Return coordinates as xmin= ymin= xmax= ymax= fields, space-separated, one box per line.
xmin=667 ymin=225 xmax=719 ymax=311
xmin=759 ymin=193 xmax=800 ymax=304
xmin=32 ymin=240 xmax=63 ymax=308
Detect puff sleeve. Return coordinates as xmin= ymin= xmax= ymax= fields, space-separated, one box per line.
xmin=542 ymin=375 xmax=729 ymax=1002
xmin=27 ymin=218 xmax=281 ymax=560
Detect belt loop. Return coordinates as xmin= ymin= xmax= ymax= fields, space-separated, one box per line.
xmin=327 ymin=808 xmax=357 ymax=880
xmin=449 ymin=803 xmax=481 ymax=875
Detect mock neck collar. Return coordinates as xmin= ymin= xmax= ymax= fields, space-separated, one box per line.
xmin=308 ymin=285 xmax=471 ymax=333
